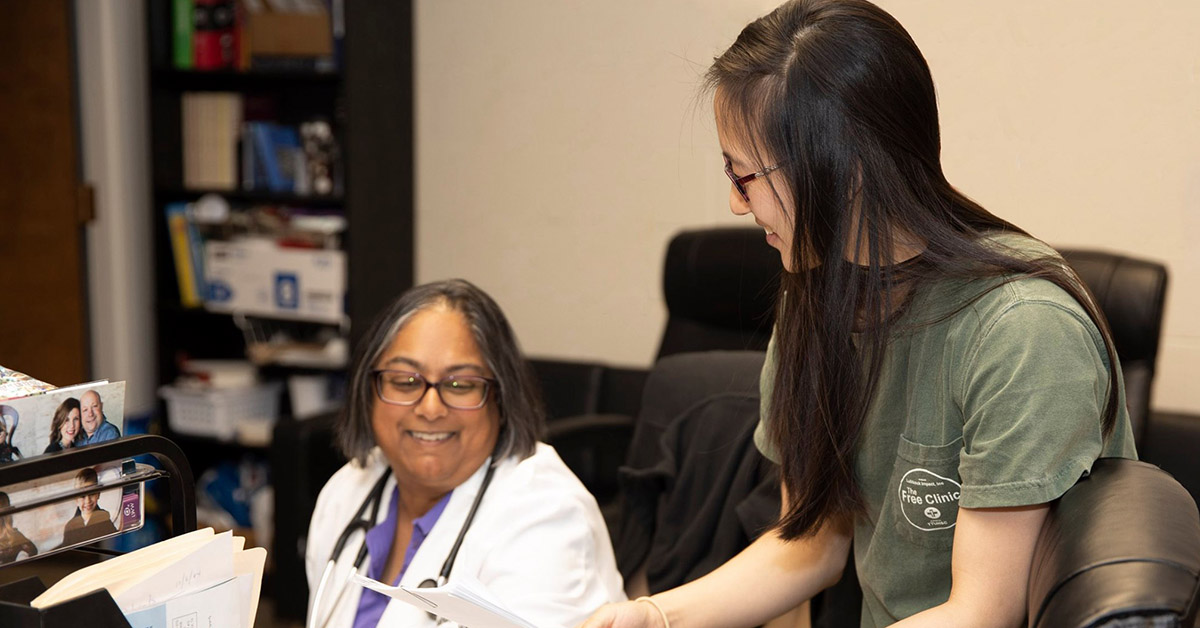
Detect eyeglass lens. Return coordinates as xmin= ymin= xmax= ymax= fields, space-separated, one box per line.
xmin=724 ymin=159 xmax=750 ymax=201
xmin=376 ymin=371 xmax=489 ymax=409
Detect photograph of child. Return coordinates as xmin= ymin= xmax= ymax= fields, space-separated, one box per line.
xmin=59 ymin=467 xmax=118 ymax=548
xmin=0 ymin=459 xmax=130 ymax=568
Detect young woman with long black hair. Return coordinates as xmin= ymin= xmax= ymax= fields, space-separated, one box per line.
xmin=580 ymin=1 xmax=1135 ymax=626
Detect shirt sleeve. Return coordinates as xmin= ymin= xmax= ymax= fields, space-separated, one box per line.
xmin=957 ymin=299 xmax=1112 ymax=509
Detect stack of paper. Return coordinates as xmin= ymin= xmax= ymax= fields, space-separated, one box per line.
xmin=350 ymin=573 xmax=561 ymax=628
xmin=31 ymin=528 xmax=265 ymax=628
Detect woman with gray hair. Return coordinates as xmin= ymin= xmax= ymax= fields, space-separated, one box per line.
xmin=306 ymin=279 xmax=623 ymax=628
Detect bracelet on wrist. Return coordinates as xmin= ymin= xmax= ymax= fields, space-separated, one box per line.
xmin=635 ymin=596 xmax=671 ymax=628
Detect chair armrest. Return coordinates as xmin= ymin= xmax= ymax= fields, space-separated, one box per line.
xmin=529 ymin=358 xmax=606 ymax=419
xmin=544 ymin=413 xmax=635 ymax=506
xmin=1028 ymin=458 xmax=1200 ymax=628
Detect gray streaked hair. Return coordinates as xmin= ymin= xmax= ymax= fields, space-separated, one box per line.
xmin=337 ymin=279 xmax=545 ymax=465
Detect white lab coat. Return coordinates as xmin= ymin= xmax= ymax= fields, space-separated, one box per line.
xmin=305 ymin=442 xmax=625 ymax=627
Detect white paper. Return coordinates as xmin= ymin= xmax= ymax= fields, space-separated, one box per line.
xmin=123 ymin=574 xmax=245 ymax=628
xmin=234 ymin=546 xmax=267 ymax=628
xmin=31 ymin=528 xmax=217 ymax=609
xmin=350 ymin=573 xmax=562 ymax=628
xmin=114 ymin=530 xmax=235 ymax=612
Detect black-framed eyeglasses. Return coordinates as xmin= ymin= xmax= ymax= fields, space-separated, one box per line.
xmin=724 ymin=157 xmax=782 ymax=202
xmin=372 ymin=370 xmax=497 ymax=410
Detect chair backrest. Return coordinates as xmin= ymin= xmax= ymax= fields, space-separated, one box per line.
xmin=1057 ymin=249 xmax=1169 ymax=445
xmin=658 ymin=228 xmax=780 ymax=359
xmin=1028 ymin=458 xmax=1200 ymax=628
xmin=613 ymin=350 xmax=773 ymax=583
xmin=613 ymin=350 xmax=863 ymax=627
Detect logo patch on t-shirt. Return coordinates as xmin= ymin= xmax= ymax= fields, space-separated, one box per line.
xmin=899 ymin=468 xmax=961 ymax=532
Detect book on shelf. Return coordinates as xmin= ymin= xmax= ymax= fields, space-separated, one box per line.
xmin=27 ymin=528 xmax=265 ymax=628
xmin=193 ymin=0 xmax=239 ymax=71
xmin=248 ymin=121 xmax=303 ymax=193
xmin=243 ymin=119 xmax=342 ymax=196
xmin=181 ymin=91 xmax=242 ymax=190
xmin=171 ymin=0 xmax=193 ymax=69
xmin=165 ymin=202 xmax=205 ymax=307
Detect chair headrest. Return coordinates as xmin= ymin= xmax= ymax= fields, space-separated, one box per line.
xmin=1057 ymin=249 xmax=1168 ymax=367
xmin=659 ymin=228 xmax=780 ymax=357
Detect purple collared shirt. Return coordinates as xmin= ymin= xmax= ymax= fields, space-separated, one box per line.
xmin=352 ymin=486 xmax=452 ymax=628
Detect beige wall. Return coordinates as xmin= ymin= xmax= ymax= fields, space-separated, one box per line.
xmin=416 ymin=1 xmax=1200 ymax=413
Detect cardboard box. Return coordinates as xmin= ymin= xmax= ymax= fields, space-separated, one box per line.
xmin=240 ymin=2 xmax=333 ymax=59
xmin=204 ymin=238 xmax=345 ymax=323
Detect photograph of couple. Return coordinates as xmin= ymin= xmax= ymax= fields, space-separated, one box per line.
xmin=0 ymin=382 xmax=125 ymax=466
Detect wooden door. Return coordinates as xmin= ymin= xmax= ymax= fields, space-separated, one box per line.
xmin=0 ymin=0 xmax=90 ymax=386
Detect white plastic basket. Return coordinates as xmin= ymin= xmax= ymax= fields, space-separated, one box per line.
xmin=159 ymin=382 xmax=283 ymax=442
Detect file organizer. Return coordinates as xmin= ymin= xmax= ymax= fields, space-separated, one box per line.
xmin=0 ymin=435 xmax=196 ymax=627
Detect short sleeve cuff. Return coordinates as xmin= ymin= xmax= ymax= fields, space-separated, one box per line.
xmin=754 ymin=418 xmax=781 ymax=464
xmin=959 ymin=453 xmax=1096 ymax=509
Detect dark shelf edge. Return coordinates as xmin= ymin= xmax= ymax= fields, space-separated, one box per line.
xmin=150 ymin=68 xmax=342 ymax=91
xmin=154 ymin=187 xmax=345 ymax=208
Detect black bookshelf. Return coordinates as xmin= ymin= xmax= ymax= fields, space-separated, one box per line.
xmin=143 ymin=2 xmax=414 ymax=619
xmin=144 ymin=0 xmax=413 ymax=386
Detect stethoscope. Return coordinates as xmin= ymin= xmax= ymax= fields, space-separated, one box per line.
xmin=308 ymin=458 xmax=498 ymax=628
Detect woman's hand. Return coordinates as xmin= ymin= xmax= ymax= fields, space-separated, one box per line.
xmin=577 ymin=600 xmax=663 ymax=628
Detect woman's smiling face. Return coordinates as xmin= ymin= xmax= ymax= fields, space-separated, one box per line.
xmin=61 ymin=408 xmax=80 ymax=443
xmin=716 ymin=102 xmax=796 ymax=272
xmin=370 ymin=304 xmax=501 ymax=500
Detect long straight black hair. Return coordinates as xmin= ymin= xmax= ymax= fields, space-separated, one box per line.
xmin=707 ymin=0 xmax=1120 ymax=540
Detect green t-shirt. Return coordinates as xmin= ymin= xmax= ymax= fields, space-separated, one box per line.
xmin=755 ymin=234 xmax=1137 ymax=627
